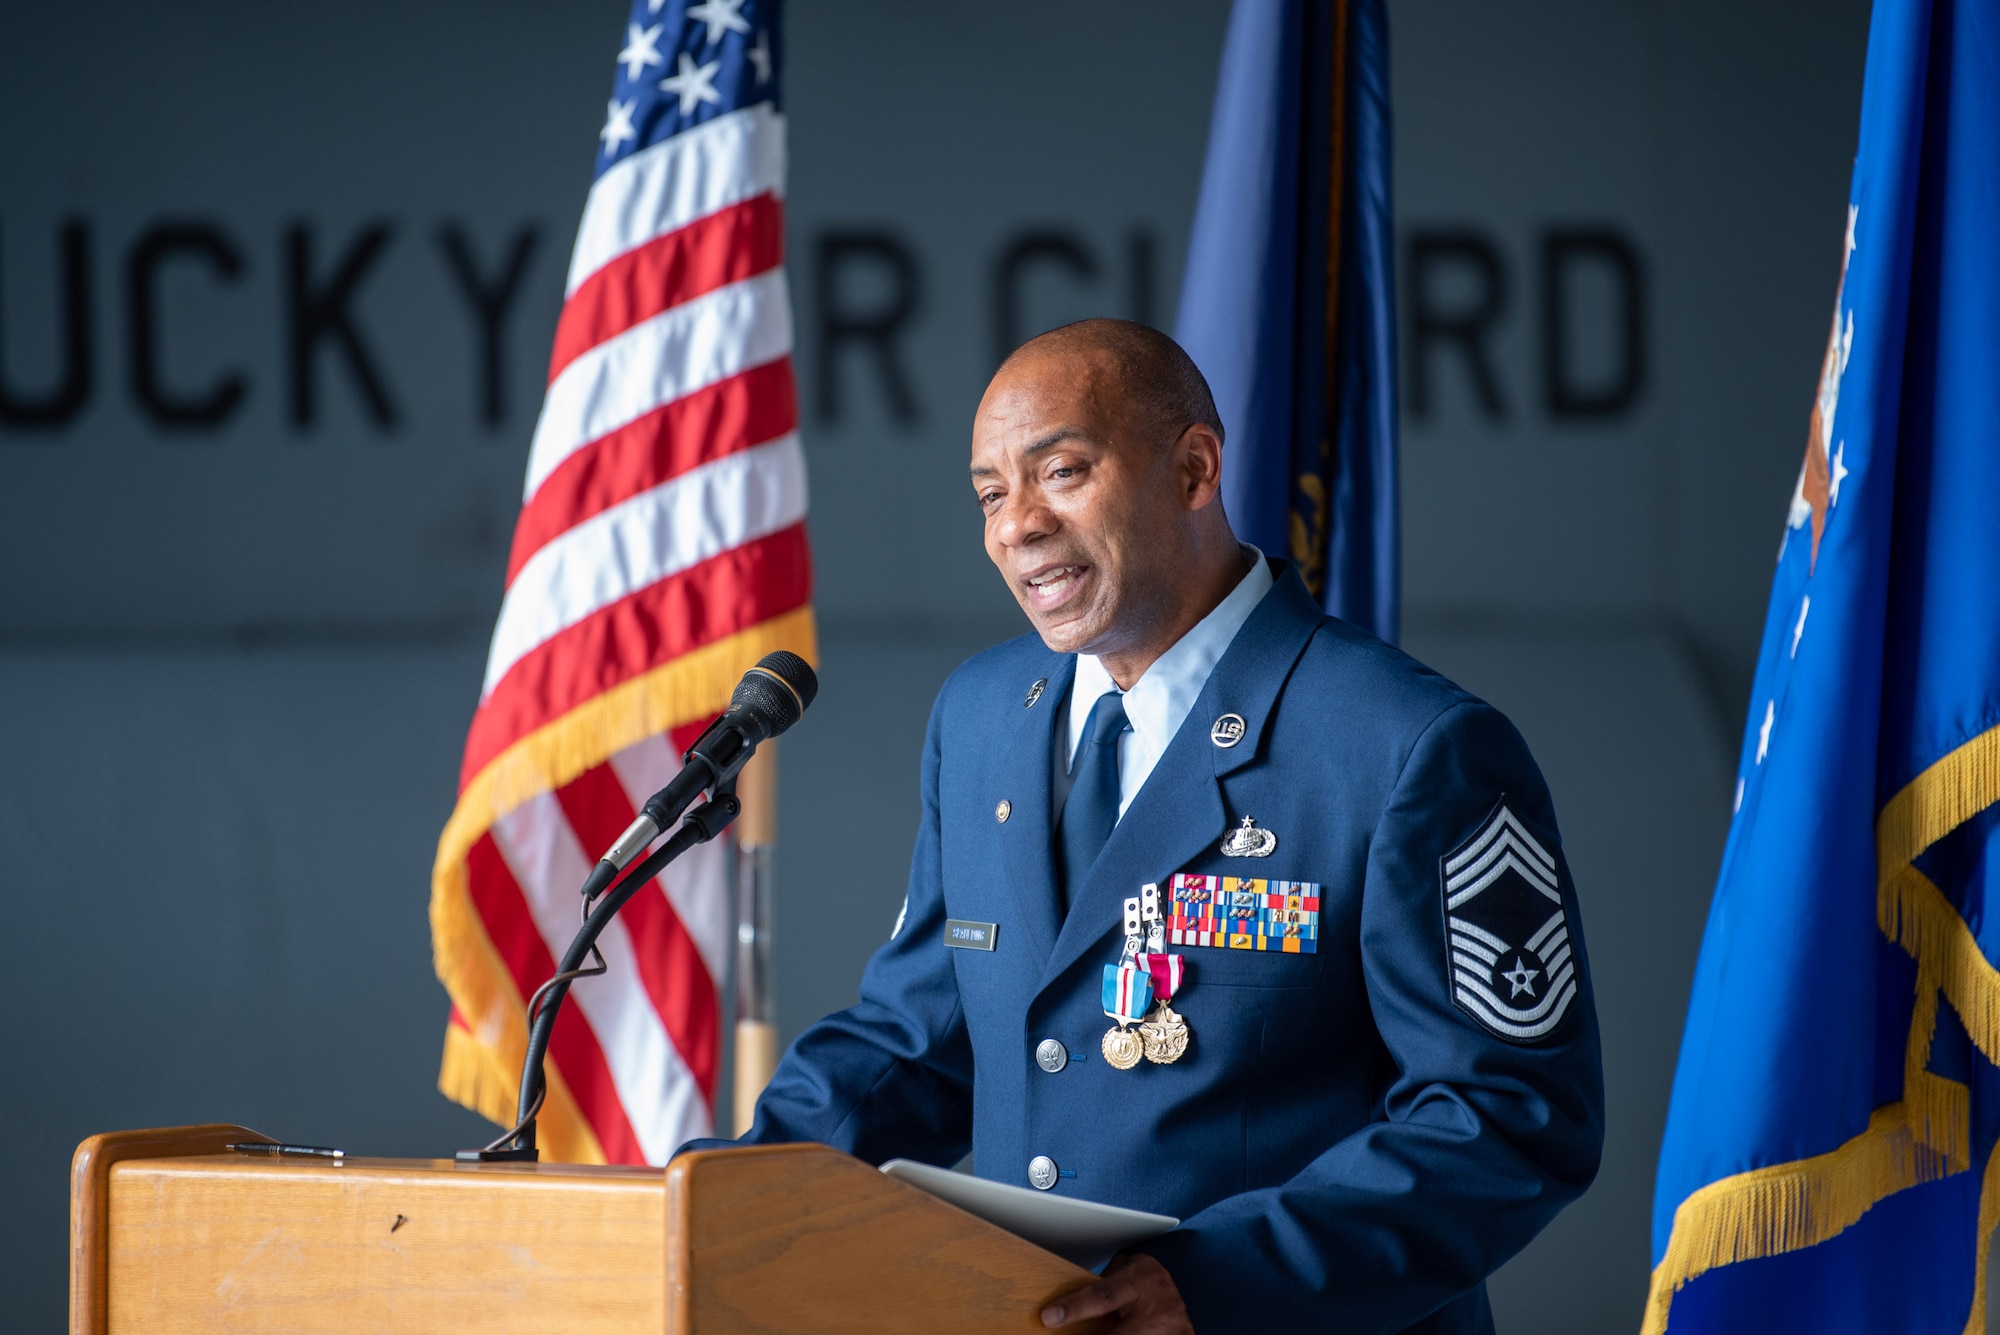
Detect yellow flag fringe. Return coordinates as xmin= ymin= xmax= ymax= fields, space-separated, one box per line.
xmin=1643 ymin=721 xmax=2000 ymax=1334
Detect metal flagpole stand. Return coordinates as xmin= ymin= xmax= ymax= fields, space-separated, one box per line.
xmin=731 ymin=745 xmax=779 ymax=1135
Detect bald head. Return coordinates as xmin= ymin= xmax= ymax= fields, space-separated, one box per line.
xmin=999 ymin=319 xmax=1224 ymax=452
xmin=971 ymin=319 xmax=1247 ymax=687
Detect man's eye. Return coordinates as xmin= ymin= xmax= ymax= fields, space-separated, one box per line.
xmin=1050 ymin=466 xmax=1076 ymax=480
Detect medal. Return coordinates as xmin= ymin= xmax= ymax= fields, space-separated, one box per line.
xmin=1136 ymin=951 xmax=1191 ymax=1064
xmin=1100 ymin=960 xmax=1153 ymax=1070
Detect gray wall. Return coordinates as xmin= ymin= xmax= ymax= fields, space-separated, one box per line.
xmin=0 ymin=1 xmax=1872 ymax=1329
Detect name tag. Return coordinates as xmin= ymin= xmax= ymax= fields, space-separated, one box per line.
xmin=943 ymin=919 xmax=999 ymax=951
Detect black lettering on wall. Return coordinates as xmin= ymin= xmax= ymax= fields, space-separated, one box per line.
xmin=126 ymin=222 xmax=247 ymax=429
xmin=286 ymin=221 xmax=398 ymax=430
xmin=437 ymin=223 xmax=540 ymax=430
xmin=0 ymin=219 xmax=92 ymax=430
xmin=993 ymin=230 xmax=1098 ymax=366
xmin=1126 ymin=227 xmax=1158 ymax=330
xmin=1542 ymin=228 xmax=1646 ymax=419
xmin=1405 ymin=230 xmax=1509 ymax=423
xmin=814 ymin=230 xmax=922 ymax=426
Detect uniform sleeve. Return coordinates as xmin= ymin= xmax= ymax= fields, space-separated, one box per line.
xmin=1140 ymin=701 xmax=1605 ymax=1334
xmin=695 ymin=683 xmax=975 ymax=1168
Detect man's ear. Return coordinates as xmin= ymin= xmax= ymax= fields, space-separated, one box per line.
xmin=1177 ymin=422 xmax=1225 ymax=510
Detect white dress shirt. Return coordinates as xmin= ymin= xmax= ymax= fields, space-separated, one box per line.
xmin=1066 ymin=546 xmax=1275 ymax=819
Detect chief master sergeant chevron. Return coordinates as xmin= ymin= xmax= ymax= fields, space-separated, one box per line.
xmin=698 ymin=319 xmax=1604 ymax=1333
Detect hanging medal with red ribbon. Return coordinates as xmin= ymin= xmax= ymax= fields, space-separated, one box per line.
xmin=1136 ymin=950 xmax=1191 ymax=1064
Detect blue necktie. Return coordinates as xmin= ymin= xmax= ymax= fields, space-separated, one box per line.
xmin=1059 ymin=691 xmax=1128 ymax=912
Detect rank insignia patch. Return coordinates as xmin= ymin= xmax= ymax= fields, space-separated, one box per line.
xmin=1167 ymin=874 xmax=1319 ymax=953
xmin=1441 ymin=802 xmax=1576 ymax=1043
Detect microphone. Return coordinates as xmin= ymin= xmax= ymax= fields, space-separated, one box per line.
xmin=585 ymin=651 xmax=818 ymax=896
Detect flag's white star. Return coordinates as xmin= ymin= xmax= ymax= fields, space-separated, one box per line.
xmin=659 ymin=51 xmax=723 ymax=115
xmin=1829 ymin=440 xmax=1849 ymax=506
xmin=1734 ymin=778 xmax=1745 ymax=813
xmin=1791 ymin=595 xmax=1810 ymax=657
xmin=1845 ymin=204 xmax=1858 ymax=259
xmin=616 ymin=22 xmax=665 ymax=82
xmin=1839 ymin=309 xmax=1854 ymax=375
xmin=599 ymin=97 xmax=638 ymax=154
xmin=1757 ymin=700 xmax=1775 ymax=764
xmin=747 ymin=28 xmax=772 ymax=84
xmin=1503 ymin=957 xmax=1540 ymax=999
xmin=647 ymin=0 xmax=666 ymax=11
xmin=687 ymin=0 xmax=751 ymax=45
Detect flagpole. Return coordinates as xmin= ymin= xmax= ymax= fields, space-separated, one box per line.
xmin=731 ymin=744 xmax=779 ymax=1135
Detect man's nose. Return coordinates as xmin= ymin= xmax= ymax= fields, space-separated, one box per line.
xmin=995 ymin=489 xmax=1055 ymax=548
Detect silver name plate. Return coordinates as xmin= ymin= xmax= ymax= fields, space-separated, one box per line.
xmin=943 ymin=919 xmax=999 ymax=951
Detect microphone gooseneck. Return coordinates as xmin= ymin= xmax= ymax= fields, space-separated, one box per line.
xmin=461 ymin=652 xmax=819 ymax=1162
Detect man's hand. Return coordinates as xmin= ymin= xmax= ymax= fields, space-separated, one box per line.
xmin=1040 ymin=1252 xmax=1194 ymax=1333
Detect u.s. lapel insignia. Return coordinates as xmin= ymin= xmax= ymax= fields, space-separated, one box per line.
xmin=1024 ymin=678 xmax=1047 ymax=708
xmin=1210 ymin=713 xmax=1247 ymax=748
xmin=1219 ymin=816 xmax=1277 ymax=858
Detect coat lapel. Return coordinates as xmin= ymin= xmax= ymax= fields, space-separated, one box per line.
xmin=994 ymin=650 xmax=1074 ymax=965
xmin=1038 ymin=564 xmax=1326 ymax=990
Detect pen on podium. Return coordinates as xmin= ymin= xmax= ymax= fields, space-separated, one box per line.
xmin=226 ymin=1141 xmax=345 ymax=1160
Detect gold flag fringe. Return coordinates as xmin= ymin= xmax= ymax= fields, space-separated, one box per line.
xmin=1966 ymin=1139 xmax=2000 ymax=1335
xmin=1878 ymin=724 xmax=2000 ymax=885
xmin=438 ymin=1021 xmax=522 ymax=1129
xmin=430 ymin=609 xmax=819 ymax=1163
xmin=1643 ymin=721 xmax=2000 ymax=1334
xmin=1641 ymin=1098 xmax=1964 ymax=1335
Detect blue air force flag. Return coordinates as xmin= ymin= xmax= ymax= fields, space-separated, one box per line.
xmin=1647 ymin=1 xmax=2000 ymax=1330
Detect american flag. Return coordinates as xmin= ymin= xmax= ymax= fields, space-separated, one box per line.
xmin=430 ymin=0 xmax=811 ymax=1165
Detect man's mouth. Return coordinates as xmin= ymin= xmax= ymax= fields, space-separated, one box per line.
xmin=1021 ymin=564 xmax=1089 ymax=611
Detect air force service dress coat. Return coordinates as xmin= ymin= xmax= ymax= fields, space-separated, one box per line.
xmin=730 ymin=562 xmax=1604 ymax=1333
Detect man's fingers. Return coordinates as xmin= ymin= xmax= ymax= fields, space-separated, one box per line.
xmin=1040 ymin=1276 xmax=1135 ymax=1326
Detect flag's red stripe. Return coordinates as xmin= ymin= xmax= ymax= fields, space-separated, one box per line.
xmin=505 ymin=359 xmax=798 ymax=585
xmin=464 ymin=831 xmax=645 ymax=1164
xmin=555 ymin=764 xmax=721 ymax=1102
xmin=462 ymin=524 xmax=813 ymax=790
xmin=548 ymin=193 xmax=785 ymax=384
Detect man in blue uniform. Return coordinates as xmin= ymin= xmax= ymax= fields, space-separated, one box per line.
xmin=708 ymin=320 xmax=1603 ymax=1333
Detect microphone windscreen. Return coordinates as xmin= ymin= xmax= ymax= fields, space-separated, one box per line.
xmin=728 ymin=651 xmax=819 ymax=736
xmin=756 ymin=650 xmax=819 ymax=712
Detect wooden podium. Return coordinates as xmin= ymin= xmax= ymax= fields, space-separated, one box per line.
xmin=71 ymin=1125 xmax=1109 ymax=1334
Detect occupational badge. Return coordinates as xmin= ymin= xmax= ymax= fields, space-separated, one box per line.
xmin=1100 ymin=960 xmax=1153 ymax=1070
xmin=1219 ymin=815 xmax=1277 ymax=858
xmin=1136 ymin=951 xmax=1190 ymax=1064
xmin=1441 ymin=801 xmax=1576 ymax=1044
xmin=1024 ymin=678 xmax=1046 ymax=708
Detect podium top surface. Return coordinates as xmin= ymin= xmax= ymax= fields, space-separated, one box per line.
xmin=73 ymin=1127 xmax=1109 ymax=1335
xmin=120 ymin=1153 xmax=666 ymax=1182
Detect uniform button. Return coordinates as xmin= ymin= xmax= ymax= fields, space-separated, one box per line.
xmin=1035 ymin=1039 xmax=1068 ymax=1073
xmin=1028 ymin=1155 xmax=1059 ymax=1191
xmin=995 ymin=799 xmax=1012 ymax=823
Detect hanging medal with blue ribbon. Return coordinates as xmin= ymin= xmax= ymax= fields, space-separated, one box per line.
xmin=1101 ymin=959 xmax=1154 ymax=1070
